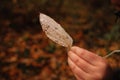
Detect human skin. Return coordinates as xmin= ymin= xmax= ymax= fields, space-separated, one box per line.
xmin=68 ymin=46 xmax=112 ymax=80
xmin=67 ymin=1 xmax=119 ymax=79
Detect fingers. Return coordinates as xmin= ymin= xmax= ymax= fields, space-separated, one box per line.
xmin=70 ymin=46 xmax=104 ymax=66
xmin=68 ymin=58 xmax=89 ymax=80
xmin=67 ymin=46 xmax=109 ymax=80
xmin=68 ymin=51 xmax=95 ymax=73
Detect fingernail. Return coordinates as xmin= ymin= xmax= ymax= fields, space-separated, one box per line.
xmin=71 ymin=46 xmax=79 ymax=52
xmin=68 ymin=58 xmax=74 ymax=69
xmin=68 ymin=51 xmax=76 ymax=61
xmin=68 ymin=51 xmax=73 ymax=57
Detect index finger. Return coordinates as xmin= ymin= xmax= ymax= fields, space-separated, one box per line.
xmin=70 ymin=46 xmax=104 ymax=66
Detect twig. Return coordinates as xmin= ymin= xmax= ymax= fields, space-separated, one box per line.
xmin=104 ymin=50 xmax=120 ymax=58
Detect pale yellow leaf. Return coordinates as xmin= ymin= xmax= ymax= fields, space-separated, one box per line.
xmin=39 ymin=13 xmax=73 ymax=49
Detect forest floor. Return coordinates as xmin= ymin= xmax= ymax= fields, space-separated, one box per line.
xmin=0 ymin=0 xmax=120 ymax=80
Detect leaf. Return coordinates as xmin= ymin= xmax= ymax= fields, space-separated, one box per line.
xmin=39 ymin=13 xmax=73 ymax=50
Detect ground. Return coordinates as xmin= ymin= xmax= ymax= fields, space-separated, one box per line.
xmin=0 ymin=0 xmax=120 ymax=80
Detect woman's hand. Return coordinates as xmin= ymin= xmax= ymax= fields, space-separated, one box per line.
xmin=68 ymin=46 xmax=112 ymax=80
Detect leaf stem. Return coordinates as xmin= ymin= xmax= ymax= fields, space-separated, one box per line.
xmin=104 ymin=50 xmax=120 ymax=58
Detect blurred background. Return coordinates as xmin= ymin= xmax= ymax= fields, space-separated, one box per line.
xmin=0 ymin=0 xmax=120 ymax=80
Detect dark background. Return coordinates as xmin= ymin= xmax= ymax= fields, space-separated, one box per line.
xmin=0 ymin=0 xmax=120 ymax=80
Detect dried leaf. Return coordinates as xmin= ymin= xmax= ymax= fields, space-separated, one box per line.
xmin=39 ymin=13 xmax=73 ymax=50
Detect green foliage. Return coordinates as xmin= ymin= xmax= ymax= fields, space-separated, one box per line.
xmin=104 ymin=24 xmax=120 ymax=42
xmin=44 ymin=43 xmax=56 ymax=53
xmin=17 ymin=63 xmax=40 ymax=75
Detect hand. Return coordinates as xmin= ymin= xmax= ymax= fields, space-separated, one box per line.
xmin=68 ymin=46 xmax=112 ymax=80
